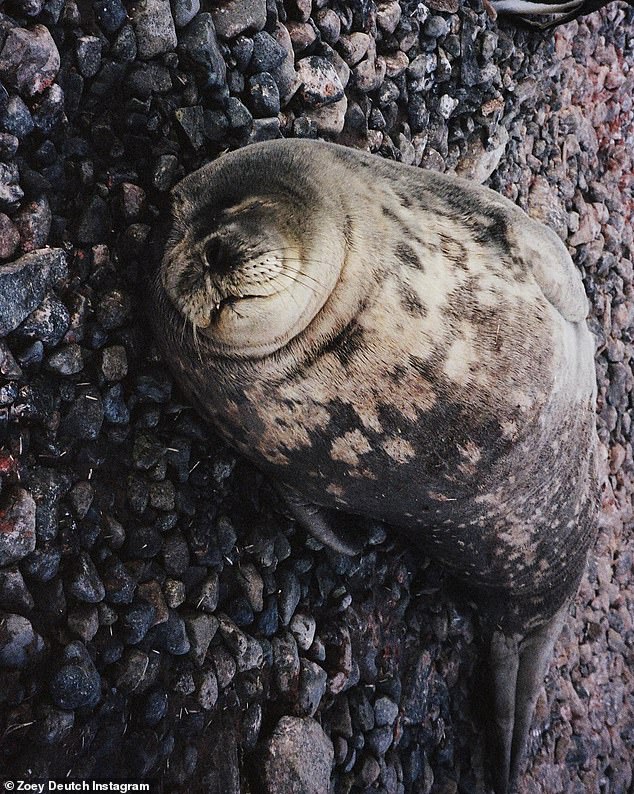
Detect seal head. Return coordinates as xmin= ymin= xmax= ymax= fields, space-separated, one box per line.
xmin=161 ymin=154 xmax=347 ymax=358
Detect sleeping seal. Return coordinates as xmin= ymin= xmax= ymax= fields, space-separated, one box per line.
xmin=151 ymin=139 xmax=599 ymax=793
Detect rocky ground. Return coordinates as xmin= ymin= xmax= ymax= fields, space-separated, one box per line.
xmin=0 ymin=1 xmax=632 ymax=792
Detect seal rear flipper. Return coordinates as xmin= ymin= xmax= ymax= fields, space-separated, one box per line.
xmin=489 ymin=601 xmax=569 ymax=793
xmin=276 ymin=483 xmax=364 ymax=556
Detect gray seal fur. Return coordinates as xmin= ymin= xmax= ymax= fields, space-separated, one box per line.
xmin=152 ymin=139 xmax=599 ymax=792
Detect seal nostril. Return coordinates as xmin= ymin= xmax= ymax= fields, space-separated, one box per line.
xmin=204 ymin=237 xmax=236 ymax=275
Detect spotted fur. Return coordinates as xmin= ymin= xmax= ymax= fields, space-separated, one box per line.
xmin=152 ymin=139 xmax=599 ymax=636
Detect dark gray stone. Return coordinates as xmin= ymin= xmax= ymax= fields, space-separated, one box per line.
xmin=46 ymin=343 xmax=84 ymax=375
xmin=175 ymin=105 xmax=205 ymax=149
xmin=60 ymin=391 xmax=104 ymax=441
xmin=152 ymin=153 xmax=179 ymax=191
xmin=32 ymin=83 xmax=65 ymax=134
xmin=141 ymin=689 xmax=168 ymax=726
xmin=22 ymin=544 xmax=61 ymax=581
xmin=250 ymin=31 xmax=285 ymax=73
xmin=0 ymin=162 xmax=23 ymax=211
xmin=0 ymin=566 xmax=34 ymax=612
xmin=12 ymin=0 xmax=45 ymax=15
xmin=260 ymin=717 xmax=334 ymax=794
xmin=247 ymin=115 xmax=281 ymax=142
xmin=374 ymin=696 xmax=399 ymax=727
xmin=76 ymin=36 xmax=102 ymax=78
xmin=32 ymin=705 xmax=75 ymax=745
xmin=13 ymin=195 xmax=52 ymax=252
xmin=96 ymin=288 xmax=132 ymax=330
xmin=130 ymin=0 xmax=177 ymax=59
xmin=297 ymin=659 xmax=328 ymax=717
xmin=0 ymin=24 xmax=60 ymax=96
xmin=93 ymin=0 xmax=127 ymax=33
xmin=0 ymin=339 xmax=23 ymax=380
xmin=77 ymin=194 xmax=111 ymax=245
xmin=0 ymin=611 xmax=45 ymax=668
xmin=185 ymin=613 xmax=219 ymax=666
xmin=424 ymin=15 xmax=450 ymax=39
xmin=15 ymin=294 xmax=70 ymax=347
xmin=148 ymin=608 xmax=190 ymax=655
xmin=203 ymin=109 xmax=229 ymax=141
xmin=211 ymin=0 xmax=267 ymax=39
xmin=103 ymin=383 xmax=130 ymax=424
xmin=0 ymin=487 xmax=36 ymax=566
xmin=177 ymin=13 xmax=227 ymax=91
xmin=171 ymin=0 xmax=199 ymax=27
xmin=68 ymin=551 xmax=106 ymax=603
xmin=0 ymin=95 xmax=34 ymax=139
xmin=248 ymin=72 xmax=280 ymax=117
xmin=279 ymin=569 xmax=301 ymax=626
xmin=225 ymin=96 xmax=252 ymax=132
xmin=50 ymin=640 xmax=101 ymax=709
xmin=121 ymin=600 xmax=156 ymax=644
xmin=112 ymin=24 xmax=137 ymax=61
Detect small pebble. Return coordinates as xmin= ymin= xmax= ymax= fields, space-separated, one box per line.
xmin=177 ymin=12 xmax=227 ymax=91
xmin=50 ymin=640 xmax=101 ymax=709
xmin=13 ymin=195 xmax=52 ymax=252
xmin=94 ymin=0 xmax=128 ymax=33
xmin=16 ymin=294 xmax=70 ymax=347
xmin=130 ymin=0 xmax=177 ymax=59
xmin=211 ymin=0 xmax=267 ymax=39
xmin=261 ymin=717 xmax=334 ymax=794
xmin=0 ymin=567 xmax=34 ymax=612
xmin=171 ymin=0 xmax=200 ymax=27
xmin=148 ymin=609 xmax=191 ymax=655
xmin=0 ymin=213 xmax=20 ymax=259
xmin=297 ymin=56 xmax=345 ymax=108
xmin=0 ymin=162 xmax=24 ymax=209
xmin=0 ymin=25 xmax=60 ymax=96
xmin=0 ymin=488 xmax=36 ymax=569
xmin=0 ymin=611 xmax=44 ymax=668
xmin=248 ymin=72 xmax=281 ymax=117
xmin=33 ymin=706 xmax=74 ymax=745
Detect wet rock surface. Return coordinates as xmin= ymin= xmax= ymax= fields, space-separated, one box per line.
xmin=0 ymin=1 xmax=632 ymax=793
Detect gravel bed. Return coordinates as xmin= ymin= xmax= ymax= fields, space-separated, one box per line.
xmin=0 ymin=1 xmax=632 ymax=792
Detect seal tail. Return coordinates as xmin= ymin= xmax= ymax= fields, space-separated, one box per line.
xmin=489 ymin=602 xmax=569 ymax=793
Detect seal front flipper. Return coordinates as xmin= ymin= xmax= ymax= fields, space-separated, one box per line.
xmin=489 ymin=602 xmax=569 ymax=794
xmin=276 ymin=483 xmax=364 ymax=556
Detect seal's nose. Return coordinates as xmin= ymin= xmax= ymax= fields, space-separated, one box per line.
xmin=204 ymin=236 xmax=238 ymax=275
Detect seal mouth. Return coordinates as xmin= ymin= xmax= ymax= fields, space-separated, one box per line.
xmin=191 ymin=289 xmax=276 ymax=329
xmin=213 ymin=292 xmax=267 ymax=314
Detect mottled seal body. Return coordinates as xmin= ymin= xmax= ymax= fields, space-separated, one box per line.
xmin=152 ymin=139 xmax=599 ymax=791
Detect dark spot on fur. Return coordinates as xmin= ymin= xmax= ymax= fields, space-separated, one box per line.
xmin=398 ymin=191 xmax=414 ymax=209
xmin=396 ymin=243 xmax=424 ymax=271
xmin=289 ymin=318 xmax=366 ymax=376
xmin=382 ymin=206 xmax=400 ymax=224
xmin=439 ymin=234 xmax=468 ymax=270
xmin=343 ymin=214 xmax=354 ymax=248
xmin=322 ymin=321 xmax=366 ymax=368
xmin=399 ymin=283 xmax=427 ymax=317
xmin=471 ymin=209 xmax=513 ymax=258
xmin=511 ymin=254 xmax=529 ymax=280
xmin=388 ymin=364 xmax=408 ymax=383
xmin=408 ymin=354 xmax=437 ymax=383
